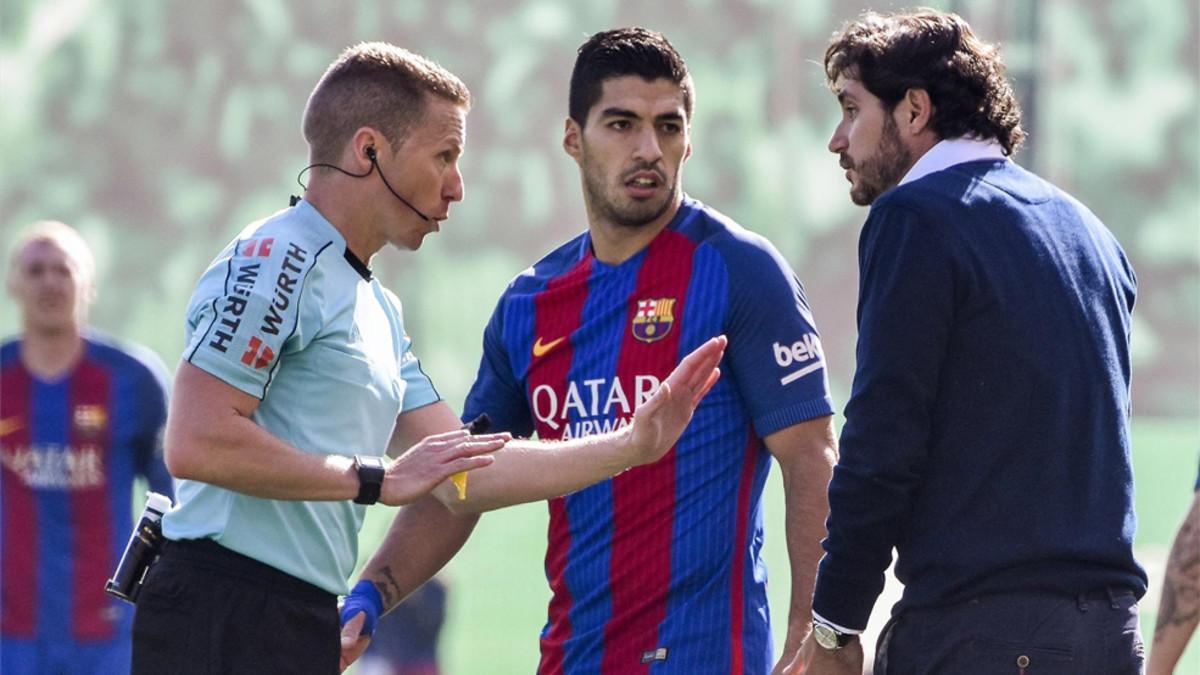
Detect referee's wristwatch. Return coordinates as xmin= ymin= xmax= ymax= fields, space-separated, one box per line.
xmin=353 ymin=455 xmax=387 ymax=505
xmin=811 ymin=619 xmax=857 ymax=650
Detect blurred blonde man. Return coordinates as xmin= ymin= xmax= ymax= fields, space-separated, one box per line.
xmin=2 ymin=221 xmax=172 ymax=675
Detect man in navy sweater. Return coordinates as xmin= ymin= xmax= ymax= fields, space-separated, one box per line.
xmin=793 ymin=10 xmax=1147 ymax=674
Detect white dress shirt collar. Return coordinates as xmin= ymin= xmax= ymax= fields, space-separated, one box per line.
xmin=899 ymin=136 xmax=1009 ymax=187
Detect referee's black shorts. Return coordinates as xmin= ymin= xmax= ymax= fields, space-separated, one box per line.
xmin=132 ymin=538 xmax=340 ymax=675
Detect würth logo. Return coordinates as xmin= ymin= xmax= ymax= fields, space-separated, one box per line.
xmin=241 ymin=336 xmax=275 ymax=369
xmin=241 ymin=238 xmax=275 ymax=257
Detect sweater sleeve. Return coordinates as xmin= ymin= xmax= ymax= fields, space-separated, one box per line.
xmin=811 ymin=201 xmax=960 ymax=630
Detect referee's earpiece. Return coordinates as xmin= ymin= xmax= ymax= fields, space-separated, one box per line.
xmin=356 ymin=142 xmax=431 ymax=222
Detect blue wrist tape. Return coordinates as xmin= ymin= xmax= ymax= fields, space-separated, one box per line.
xmin=339 ymin=580 xmax=384 ymax=637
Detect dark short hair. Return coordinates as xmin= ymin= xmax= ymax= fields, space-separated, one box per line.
xmin=569 ymin=27 xmax=693 ymax=126
xmin=302 ymin=42 xmax=470 ymax=164
xmin=825 ymin=10 xmax=1025 ymax=155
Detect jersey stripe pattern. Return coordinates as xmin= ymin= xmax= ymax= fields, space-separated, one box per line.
xmin=1 ymin=336 xmax=171 ymax=645
xmin=465 ymin=196 xmax=834 ymax=674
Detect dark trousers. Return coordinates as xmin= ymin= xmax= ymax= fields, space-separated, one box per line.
xmin=132 ymin=539 xmax=340 ymax=675
xmin=875 ymin=588 xmax=1144 ymax=675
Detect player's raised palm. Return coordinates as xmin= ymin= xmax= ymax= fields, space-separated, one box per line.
xmin=627 ymin=335 xmax=726 ymax=466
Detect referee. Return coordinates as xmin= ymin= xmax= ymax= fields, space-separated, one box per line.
xmin=130 ymin=43 xmax=506 ymax=674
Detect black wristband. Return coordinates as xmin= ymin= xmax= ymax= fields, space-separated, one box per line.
xmin=353 ymin=455 xmax=386 ymax=505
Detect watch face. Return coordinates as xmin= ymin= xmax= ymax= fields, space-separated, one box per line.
xmin=812 ymin=623 xmax=840 ymax=650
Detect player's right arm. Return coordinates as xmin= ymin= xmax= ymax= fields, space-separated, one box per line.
xmin=427 ymin=334 xmax=727 ymax=514
xmin=165 ymin=362 xmax=502 ymax=504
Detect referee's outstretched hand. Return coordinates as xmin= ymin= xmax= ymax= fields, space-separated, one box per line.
xmin=626 ymin=335 xmax=726 ymax=467
xmin=381 ymin=429 xmax=510 ymax=506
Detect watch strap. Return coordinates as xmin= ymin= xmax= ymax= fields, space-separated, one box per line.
xmin=353 ymin=455 xmax=386 ymax=505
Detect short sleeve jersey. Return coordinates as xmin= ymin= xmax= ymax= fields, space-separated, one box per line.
xmin=464 ymin=196 xmax=834 ymax=674
xmin=164 ymin=199 xmax=439 ymax=595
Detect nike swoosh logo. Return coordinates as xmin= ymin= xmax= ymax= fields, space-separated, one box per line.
xmin=0 ymin=417 xmax=23 ymax=437
xmin=532 ymin=336 xmax=566 ymax=358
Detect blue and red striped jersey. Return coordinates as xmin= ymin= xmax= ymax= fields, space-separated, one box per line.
xmin=1 ymin=333 xmax=172 ymax=643
xmin=464 ymin=196 xmax=834 ymax=674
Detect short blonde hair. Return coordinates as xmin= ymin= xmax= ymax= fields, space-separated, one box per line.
xmin=302 ymin=42 xmax=471 ymax=164
xmin=8 ymin=220 xmax=96 ymax=287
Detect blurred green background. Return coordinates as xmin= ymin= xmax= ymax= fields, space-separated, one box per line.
xmin=1 ymin=0 xmax=1196 ymax=672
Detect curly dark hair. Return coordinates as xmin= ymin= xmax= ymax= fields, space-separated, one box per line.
xmin=569 ymin=27 xmax=693 ymax=127
xmin=825 ymin=10 xmax=1025 ymax=155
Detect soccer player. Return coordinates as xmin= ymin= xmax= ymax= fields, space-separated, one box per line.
xmin=449 ymin=28 xmax=836 ymax=673
xmin=795 ymin=10 xmax=1146 ymax=674
xmin=1 ymin=220 xmax=173 ymax=675
xmin=133 ymin=42 xmax=724 ymax=675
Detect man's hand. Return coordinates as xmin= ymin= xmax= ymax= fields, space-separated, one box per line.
xmin=381 ymin=429 xmax=509 ymax=506
xmin=773 ymin=624 xmax=811 ymax=675
xmin=338 ymin=611 xmax=371 ymax=673
xmin=786 ymin=635 xmax=864 ymax=675
xmin=338 ymin=580 xmax=384 ymax=672
xmin=625 ymin=335 xmax=726 ymax=466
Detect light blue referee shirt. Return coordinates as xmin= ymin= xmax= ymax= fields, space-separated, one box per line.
xmin=164 ymin=199 xmax=440 ymax=595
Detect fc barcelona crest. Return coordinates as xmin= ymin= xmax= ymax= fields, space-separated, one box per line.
xmin=73 ymin=405 xmax=108 ymax=437
xmin=632 ymin=298 xmax=676 ymax=343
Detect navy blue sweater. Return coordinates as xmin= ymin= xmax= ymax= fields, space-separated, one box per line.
xmin=812 ymin=160 xmax=1147 ymax=630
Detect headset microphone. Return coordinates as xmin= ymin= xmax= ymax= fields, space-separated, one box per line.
xmin=365 ymin=147 xmax=432 ymax=222
xmin=292 ymin=147 xmax=432 ymax=222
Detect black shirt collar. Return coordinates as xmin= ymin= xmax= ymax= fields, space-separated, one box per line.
xmin=343 ymin=247 xmax=373 ymax=281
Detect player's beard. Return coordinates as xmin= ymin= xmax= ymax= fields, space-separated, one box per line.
xmin=845 ymin=113 xmax=912 ymax=206
xmin=581 ymin=156 xmax=678 ymax=229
